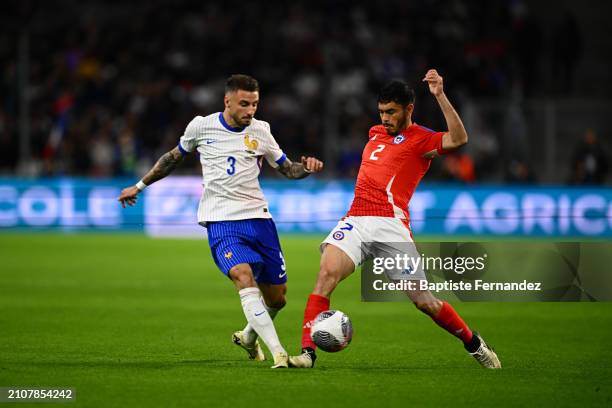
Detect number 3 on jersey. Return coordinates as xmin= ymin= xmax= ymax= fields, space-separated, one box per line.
xmin=227 ymin=156 xmax=236 ymax=175
xmin=369 ymin=144 xmax=385 ymax=161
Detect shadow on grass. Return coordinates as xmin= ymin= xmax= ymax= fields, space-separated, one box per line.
xmin=2 ymin=359 xmax=486 ymax=372
xmin=2 ymin=359 xmax=252 ymax=370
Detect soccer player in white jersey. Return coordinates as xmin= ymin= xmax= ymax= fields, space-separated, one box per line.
xmin=118 ymin=74 xmax=323 ymax=368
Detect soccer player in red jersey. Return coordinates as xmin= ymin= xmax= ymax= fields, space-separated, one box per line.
xmin=289 ymin=69 xmax=501 ymax=369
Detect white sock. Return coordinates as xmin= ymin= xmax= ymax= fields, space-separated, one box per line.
xmin=243 ymin=300 xmax=279 ymax=345
xmin=238 ymin=287 xmax=285 ymax=355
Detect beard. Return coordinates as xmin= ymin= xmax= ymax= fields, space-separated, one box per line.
xmin=384 ymin=116 xmax=406 ymax=135
xmin=231 ymin=113 xmax=251 ymax=127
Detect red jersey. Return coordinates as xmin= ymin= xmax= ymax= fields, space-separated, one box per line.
xmin=347 ymin=123 xmax=447 ymax=223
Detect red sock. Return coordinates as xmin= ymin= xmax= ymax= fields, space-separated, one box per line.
xmin=301 ymin=294 xmax=330 ymax=350
xmin=431 ymin=301 xmax=473 ymax=344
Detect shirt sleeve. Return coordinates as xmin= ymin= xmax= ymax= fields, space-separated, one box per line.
xmin=178 ymin=118 xmax=199 ymax=155
xmin=262 ymin=122 xmax=287 ymax=168
xmin=422 ymin=128 xmax=450 ymax=155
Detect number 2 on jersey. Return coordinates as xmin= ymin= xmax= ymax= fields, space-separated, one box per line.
xmin=227 ymin=156 xmax=236 ymax=175
xmin=369 ymin=144 xmax=385 ymax=161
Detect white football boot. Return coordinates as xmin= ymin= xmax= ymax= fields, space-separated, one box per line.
xmin=232 ymin=331 xmax=265 ymax=361
xmin=271 ymin=351 xmax=289 ymax=369
xmin=468 ymin=332 xmax=501 ymax=369
xmin=288 ymin=349 xmax=316 ymax=368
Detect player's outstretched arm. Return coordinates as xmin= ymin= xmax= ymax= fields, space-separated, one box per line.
xmin=423 ymin=69 xmax=468 ymax=151
xmin=118 ymin=146 xmax=185 ymax=208
xmin=276 ymin=156 xmax=323 ymax=179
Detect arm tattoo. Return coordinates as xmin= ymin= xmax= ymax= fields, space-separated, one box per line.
xmin=277 ymin=158 xmax=309 ymax=180
xmin=142 ymin=147 xmax=185 ymax=185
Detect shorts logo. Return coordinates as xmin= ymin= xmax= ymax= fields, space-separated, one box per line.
xmin=224 ymin=251 xmax=233 ymax=259
xmin=333 ymin=231 xmax=345 ymax=240
xmin=394 ymin=135 xmax=405 ymax=144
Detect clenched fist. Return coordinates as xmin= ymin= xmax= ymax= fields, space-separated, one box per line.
xmin=301 ymin=156 xmax=324 ymax=173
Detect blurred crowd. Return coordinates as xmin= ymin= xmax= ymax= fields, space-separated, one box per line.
xmin=0 ymin=0 xmax=608 ymax=183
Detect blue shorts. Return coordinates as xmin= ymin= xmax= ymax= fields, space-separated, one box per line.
xmin=206 ymin=219 xmax=287 ymax=285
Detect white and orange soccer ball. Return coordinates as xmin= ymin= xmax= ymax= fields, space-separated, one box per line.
xmin=310 ymin=310 xmax=353 ymax=352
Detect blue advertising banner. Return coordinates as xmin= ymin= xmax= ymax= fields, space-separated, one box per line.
xmin=0 ymin=177 xmax=611 ymax=237
xmin=0 ymin=178 xmax=142 ymax=232
xmin=408 ymin=185 xmax=612 ymax=237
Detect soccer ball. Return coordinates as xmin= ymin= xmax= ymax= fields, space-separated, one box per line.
xmin=310 ymin=310 xmax=353 ymax=352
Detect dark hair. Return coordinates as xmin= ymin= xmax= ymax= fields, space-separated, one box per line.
xmin=378 ymin=80 xmax=415 ymax=106
xmin=225 ymin=74 xmax=259 ymax=94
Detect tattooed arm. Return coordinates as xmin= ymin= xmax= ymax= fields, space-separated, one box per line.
xmin=276 ymin=156 xmax=324 ymax=179
xmin=141 ymin=147 xmax=185 ymax=185
xmin=118 ymin=147 xmax=185 ymax=208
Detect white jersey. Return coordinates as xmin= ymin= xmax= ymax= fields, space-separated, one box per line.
xmin=178 ymin=112 xmax=286 ymax=223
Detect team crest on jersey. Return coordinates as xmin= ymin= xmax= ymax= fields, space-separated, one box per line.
xmin=333 ymin=231 xmax=345 ymax=240
xmin=224 ymin=251 xmax=233 ymax=259
xmin=244 ymin=135 xmax=258 ymax=153
xmin=393 ymin=135 xmax=405 ymax=144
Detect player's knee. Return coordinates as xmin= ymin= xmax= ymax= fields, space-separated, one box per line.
xmin=414 ymin=300 xmax=441 ymax=316
xmin=266 ymin=295 xmax=286 ymax=310
xmin=229 ymin=264 xmax=256 ymax=288
xmin=320 ymin=264 xmax=342 ymax=285
xmin=314 ymin=264 xmax=341 ymax=296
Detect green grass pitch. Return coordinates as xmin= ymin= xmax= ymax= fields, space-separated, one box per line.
xmin=1 ymin=233 xmax=611 ymax=407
